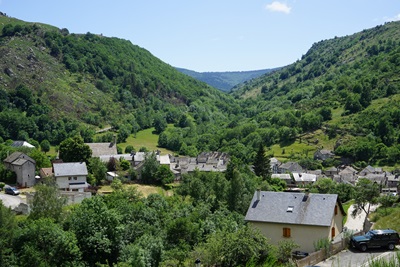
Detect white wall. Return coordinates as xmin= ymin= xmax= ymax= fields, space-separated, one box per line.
xmin=250 ymin=221 xmax=330 ymax=252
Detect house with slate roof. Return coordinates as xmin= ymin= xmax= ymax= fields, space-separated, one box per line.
xmin=278 ymin=161 xmax=303 ymax=174
xmin=359 ymin=165 xmax=383 ymax=176
xmin=314 ymin=149 xmax=335 ymax=161
xmin=245 ymin=191 xmax=345 ymax=252
xmin=53 ymin=162 xmax=89 ymax=192
xmin=86 ymin=137 xmax=118 ymax=157
xmin=3 ymin=152 xmax=36 ymax=187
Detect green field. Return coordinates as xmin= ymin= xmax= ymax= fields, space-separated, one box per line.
xmin=118 ymin=127 xmax=174 ymax=154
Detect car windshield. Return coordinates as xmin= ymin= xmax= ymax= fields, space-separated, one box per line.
xmin=366 ymin=231 xmax=375 ymax=237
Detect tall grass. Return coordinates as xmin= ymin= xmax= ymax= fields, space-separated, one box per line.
xmin=368 ymin=251 xmax=400 ymax=267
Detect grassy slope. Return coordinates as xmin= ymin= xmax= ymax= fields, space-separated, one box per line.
xmin=116 ymin=126 xmax=174 ymax=154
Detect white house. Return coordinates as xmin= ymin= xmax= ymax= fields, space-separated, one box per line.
xmin=245 ymin=191 xmax=345 ymax=252
xmin=53 ymin=162 xmax=89 ymax=192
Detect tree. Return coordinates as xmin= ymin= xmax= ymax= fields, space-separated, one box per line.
xmin=124 ymin=145 xmax=135 ymax=154
xmin=153 ymin=114 xmax=167 ymax=134
xmin=28 ymin=148 xmax=51 ymax=170
xmin=191 ymin=226 xmax=272 ymax=267
xmin=40 ymin=139 xmax=51 ymax=153
xmin=156 ymin=164 xmax=175 ymax=185
xmin=141 ymin=152 xmax=160 ymax=184
xmin=59 ymin=135 xmax=92 ymax=163
xmin=28 ymin=177 xmax=67 ymax=223
xmin=0 ymin=201 xmax=17 ymax=266
xmin=117 ymin=124 xmax=131 ymax=143
xmin=14 ymin=218 xmax=82 ymax=267
xmin=253 ymin=144 xmax=271 ymax=181
xmin=352 ymin=178 xmax=380 ymax=230
xmin=88 ymin=157 xmax=107 ymax=185
xmin=66 ymin=196 xmax=122 ymax=266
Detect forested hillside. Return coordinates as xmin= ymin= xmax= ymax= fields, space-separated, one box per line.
xmin=0 ymin=14 xmax=237 ymax=149
xmin=232 ymin=21 xmax=400 ymax=167
xmin=1 ymin=13 xmax=400 ymax=167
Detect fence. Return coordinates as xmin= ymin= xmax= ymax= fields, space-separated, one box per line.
xmin=295 ymin=237 xmax=351 ymax=267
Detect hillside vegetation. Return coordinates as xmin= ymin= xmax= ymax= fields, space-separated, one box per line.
xmin=232 ymin=21 xmax=400 ymax=167
xmin=1 ymin=13 xmax=400 ymax=168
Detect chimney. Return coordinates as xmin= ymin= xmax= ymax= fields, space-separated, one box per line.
xmin=302 ymin=190 xmax=309 ymax=202
xmin=256 ymin=189 xmax=261 ymax=201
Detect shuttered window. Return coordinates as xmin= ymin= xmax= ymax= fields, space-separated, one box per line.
xmin=283 ymin=227 xmax=291 ymax=238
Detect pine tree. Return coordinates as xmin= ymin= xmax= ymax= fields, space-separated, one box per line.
xmin=253 ymin=144 xmax=271 ymax=181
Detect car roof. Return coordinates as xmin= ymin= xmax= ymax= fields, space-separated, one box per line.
xmin=371 ymin=229 xmax=398 ymax=234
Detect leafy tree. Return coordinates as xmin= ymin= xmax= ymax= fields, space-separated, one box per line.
xmin=120 ymin=158 xmax=131 ymax=171
xmin=191 ymin=226 xmax=272 ymax=267
xmin=344 ymin=93 xmax=362 ymax=114
xmin=107 ymin=157 xmax=120 ymax=171
xmin=117 ymin=124 xmax=131 ymax=143
xmin=59 ymin=135 xmax=92 ymax=163
xmin=333 ymin=182 xmax=355 ymax=203
xmin=227 ymin=169 xmax=247 ymax=213
xmin=253 ymin=144 xmax=271 ymax=181
xmin=14 ymin=218 xmax=82 ymax=267
xmin=28 ymin=177 xmax=67 ymax=223
xmin=88 ymin=157 xmax=107 ymax=185
xmin=352 ymin=178 xmax=380 ymax=230
xmin=40 ymin=139 xmax=51 ymax=153
xmin=0 ymin=201 xmax=17 ymax=266
xmin=124 ymin=145 xmax=135 ymax=154
xmin=141 ymin=152 xmax=160 ymax=184
xmin=28 ymin=148 xmax=51 ymax=170
xmin=66 ymin=196 xmax=122 ymax=266
xmin=153 ymin=114 xmax=167 ymax=134
xmin=300 ymin=112 xmax=323 ymax=131
xmin=309 ymin=178 xmax=336 ymax=194
xmin=156 ymin=164 xmax=175 ymax=185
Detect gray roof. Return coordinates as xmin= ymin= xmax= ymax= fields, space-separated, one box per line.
xmin=4 ymin=152 xmax=35 ymax=164
xmin=86 ymin=143 xmax=117 ymax=157
xmin=11 ymin=141 xmax=35 ymax=148
xmin=279 ymin=162 xmax=303 ymax=173
xmin=53 ymin=162 xmax=88 ymax=177
xmin=99 ymin=154 xmax=133 ymax=163
xmin=245 ymin=191 xmax=340 ymax=227
xmin=271 ymin=173 xmax=292 ymax=180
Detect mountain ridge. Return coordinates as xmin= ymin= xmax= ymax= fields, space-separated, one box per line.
xmin=175 ymin=67 xmax=279 ymax=92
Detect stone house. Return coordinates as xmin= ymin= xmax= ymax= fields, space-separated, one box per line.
xmin=3 ymin=152 xmax=36 ymax=187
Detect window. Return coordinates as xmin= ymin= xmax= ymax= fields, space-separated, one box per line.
xmin=283 ymin=227 xmax=291 ymax=238
xmin=73 ymin=177 xmax=77 ymax=180
xmin=334 ymin=205 xmax=338 ymax=215
xmin=68 ymin=177 xmax=72 ymax=180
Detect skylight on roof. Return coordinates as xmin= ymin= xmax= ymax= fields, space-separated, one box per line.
xmin=287 ymin=206 xmax=294 ymax=212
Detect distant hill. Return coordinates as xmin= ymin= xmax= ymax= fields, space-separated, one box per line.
xmin=176 ymin=68 xmax=278 ymax=92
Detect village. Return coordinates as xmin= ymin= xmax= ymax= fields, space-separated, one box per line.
xmin=2 ymin=139 xmax=399 ymax=264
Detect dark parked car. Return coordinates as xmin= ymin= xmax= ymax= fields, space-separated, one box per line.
xmin=4 ymin=187 xmax=20 ymax=195
xmin=351 ymin=229 xmax=400 ymax=252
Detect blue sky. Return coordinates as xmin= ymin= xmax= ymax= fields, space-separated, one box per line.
xmin=1 ymin=1 xmax=399 ymax=72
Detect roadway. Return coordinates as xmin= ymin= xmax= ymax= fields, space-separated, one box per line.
xmin=0 ymin=192 xmax=24 ymax=209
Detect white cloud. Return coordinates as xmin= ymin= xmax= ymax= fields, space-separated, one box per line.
xmin=385 ymin=13 xmax=400 ymax=22
xmin=265 ymin=1 xmax=291 ymax=14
